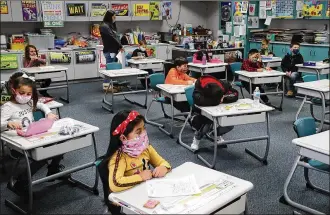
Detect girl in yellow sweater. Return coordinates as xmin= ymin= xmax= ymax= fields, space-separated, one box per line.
xmin=106 ymin=110 xmax=171 ymax=213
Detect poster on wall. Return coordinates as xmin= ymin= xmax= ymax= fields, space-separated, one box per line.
xmin=146 ymin=46 xmax=156 ymax=57
xmin=112 ymin=3 xmax=129 ymax=16
xmin=259 ymin=6 xmax=267 ymax=19
xmin=21 ymin=0 xmax=37 ymax=21
xmin=249 ymin=4 xmax=256 ymax=16
xmin=241 ymin=1 xmax=248 ymax=13
xmin=247 ymin=16 xmax=259 ymax=28
xmin=133 ymin=3 xmax=149 ymax=17
xmin=0 ymin=0 xmax=8 ymax=14
xmin=302 ymin=0 xmax=323 ymax=17
xmin=91 ymin=3 xmax=107 ymax=17
xmin=275 ymin=0 xmax=294 ymax=18
xmin=221 ymin=2 xmax=232 ymax=29
xmin=41 ymin=1 xmax=64 ymax=27
xmin=66 ymin=3 xmax=86 ymax=16
xmin=327 ymin=0 xmax=330 ymax=17
xmin=233 ymin=2 xmax=242 ymax=16
xmin=266 ymin=0 xmax=272 ymax=10
xmin=1 ymin=54 xmax=18 ymax=70
xmin=161 ymin=1 xmax=172 ymax=19
xmin=149 ymin=1 xmax=160 ymax=20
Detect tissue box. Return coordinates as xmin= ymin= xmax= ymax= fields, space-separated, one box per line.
xmin=303 ymin=61 xmax=316 ymax=66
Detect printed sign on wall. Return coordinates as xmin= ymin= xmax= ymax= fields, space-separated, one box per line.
xmin=327 ymin=0 xmax=330 ymax=17
xmin=22 ymin=0 xmax=37 ymax=21
xmin=0 ymin=0 xmax=8 ymax=14
xmin=112 ymin=3 xmax=129 ymax=16
xmin=41 ymin=1 xmax=64 ymax=27
xmin=161 ymin=1 xmax=172 ymax=20
xmin=1 ymin=54 xmax=18 ymax=70
xmin=133 ymin=3 xmax=149 ymax=17
xmin=149 ymin=2 xmax=160 ymax=20
xmin=66 ymin=3 xmax=86 ymax=16
xmin=91 ymin=3 xmax=107 ymax=17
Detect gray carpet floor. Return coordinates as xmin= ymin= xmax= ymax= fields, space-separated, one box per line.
xmin=0 ymin=80 xmax=329 ymax=214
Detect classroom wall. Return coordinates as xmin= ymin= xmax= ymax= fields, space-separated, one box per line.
xmin=0 ymin=1 xmax=210 ymax=37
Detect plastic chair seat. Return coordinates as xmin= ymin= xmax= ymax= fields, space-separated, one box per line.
xmin=311 ymin=98 xmax=329 ymax=106
xmin=233 ymin=81 xmax=243 ymax=87
xmin=308 ymin=159 xmax=330 ymax=171
xmin=156 ymin=97 xmax=167 ymax=102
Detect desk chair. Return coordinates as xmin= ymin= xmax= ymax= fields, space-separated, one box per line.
xmin=280 ymin=117 xmax=329 ymax=212
xmin=230 ymin=62 xmax=245 ymax=98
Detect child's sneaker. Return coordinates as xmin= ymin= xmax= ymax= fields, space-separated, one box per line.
xmin=190 ymin=137 xmax=200 ymax=151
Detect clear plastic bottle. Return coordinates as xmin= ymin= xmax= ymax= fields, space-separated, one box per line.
xmin=202 ymin=53 xmax=207 ymax=65
xmin=253 ymin=87 xmax=261 ymax=107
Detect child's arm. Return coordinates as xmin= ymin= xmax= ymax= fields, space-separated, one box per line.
xmin=148 ymin=145 xmax=171 ymax=170
xmin=242 ymin=60 xmax=258 ymax=72
xmin=36 ymin=102 xmax=52 ymax=116
xmin=281 ymin=55 xmax=289 ymax=72
xmin=192 ymin=53 xmax=202 ymax=63
xmin=166 ymin=69 xmax=191 ymax=85
xmin=37 ymin=58 xmax=46 ymax=66
xmin=1 ymin=105 xmax=12 ymax=131
xmin=108 ymin=152 xmax=144 ymax=193
xmin=184 ymin=73 xmax=196 ymax=82
xmin=222 ymin=87 xmax=239 ymax=104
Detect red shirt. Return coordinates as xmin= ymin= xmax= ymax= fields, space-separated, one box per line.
xmin=241 ymin=59 xmax=263 ymax=72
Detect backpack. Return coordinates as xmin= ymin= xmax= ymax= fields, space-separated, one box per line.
xmin=193 ymin=75 xmax=239 ymax=106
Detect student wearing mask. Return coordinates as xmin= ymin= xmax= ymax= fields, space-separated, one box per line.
xmin=132 ymin=40 xmax=154 ymax=88
xmin=100 ymin=10 xmax=124 ymax=63
xmin=281 ymin=42 xmax=304 ymax=97
xmin=241 ymin=49 xmax=272 ymax=105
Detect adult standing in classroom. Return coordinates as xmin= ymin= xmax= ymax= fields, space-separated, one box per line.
xmin=100 ymin=10 xmax=124 ymax=63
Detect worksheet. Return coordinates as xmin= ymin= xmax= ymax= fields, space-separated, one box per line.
xmin=147 ymin=175 xmax=201 ymax=197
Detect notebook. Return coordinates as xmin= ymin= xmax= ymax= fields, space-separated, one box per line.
xmin=17 ymin=118 xmax=54 ymax=137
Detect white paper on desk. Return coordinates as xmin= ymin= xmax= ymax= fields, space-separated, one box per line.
xmin=147 ymin=175 xmax=201 ymax=197
xmin=264 ymin=16 xmax=272 ymax=25
xmin=116 ymin=52 xmax=126 ymax=68
xmin=239 ymin=25 xmax=246 ymax=36
xmin=226 ymin=22 xmax=232 ymax=34
xmin=234 ymin=26 xmax=240 ymax=37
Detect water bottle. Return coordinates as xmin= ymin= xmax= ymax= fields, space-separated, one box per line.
xmin=253 ymin=87 xmax=261 ymax=107
xmin=202 ymin=54 xmax=207 ymax=65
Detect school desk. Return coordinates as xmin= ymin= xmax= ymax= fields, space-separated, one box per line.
xmin=188 ymin=62 xmax=228 ymax=79
xmin=294 ymin=79 xmax=329 ymax=132
xmin=193 ymin=99 xmax=274 ymax=169
xmin=296 ymin=63 xmax=330 ymax=80
xmin=109 ymin=162 xmax=253 ymax=214
xmin=99 ymin=68 xmax=149 ymax=113
xmin=1 ymin=118 xmax=99 ymax=215
xmin=235 ymin=70 xmax=286 ymax=111
xmin=281 ymin=131 xmax=329 ymax=214
xmin=21 ymin=65 xmax=70 ymax=103
xmin=127 ymin=58 xmax=165 ymax=72
xmin=262 ymin=57 xmax=282 ymax=68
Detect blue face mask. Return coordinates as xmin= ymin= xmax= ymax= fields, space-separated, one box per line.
xmin=292 ymin=49 xmax=299 ymax=55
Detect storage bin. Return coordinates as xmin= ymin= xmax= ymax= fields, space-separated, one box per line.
xmin=26 ymin=34 xmax=55 ymax=50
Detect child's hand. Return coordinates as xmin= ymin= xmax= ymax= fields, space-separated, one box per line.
xmin=257 ymin=68 xmax=263 ymax=72
xmin=139 ymin=170 xmax=152 ymax=181
xmin=47 ymin=113 xmax=58 ymax=120
xmin=7 ymin=121 xmax=22 ymax=130
xmin=152 ymin=166 xmax=168 ymax=178
xmin=187 ymin=80 xmax=194 ymax=85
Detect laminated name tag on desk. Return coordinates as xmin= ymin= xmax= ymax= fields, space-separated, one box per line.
xmin=303 ymin=61 xmax=316 ymax=66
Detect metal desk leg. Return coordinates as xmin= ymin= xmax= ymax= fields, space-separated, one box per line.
xmin=177 ymin=109 xmax=195 ymax=152
xmin=316 ymin=69 xmax=320 ymax=80
xmin=316 ymin=92 xmax=326 ymax=132
xmin=144 ymin=99 xmax=165 ymax=128
xmin=197 ymin=117 xmax=218 ymax=169
xmin=295 ymin=96 xmax=307 ymax=121
xmin=56 ymin=108 xmax=61 ymax=119
xmin=278 ymin=76 xmax=285 ymax=111
xmin=123 ymin=75 xmax=148 ymax=109
xmin=59 ymin=70 xmax=70 ymax=103
xmin=5 ymin=150 xmax=33 ymax=215
xmin=225 ymin=66 xmax=228 ymax=81
xmin=1 ymin=140 xmax=6 ymax=173
xmin=281 ymin=155 xmax=327 ymax=215
xmin=245 ymin=112 xmax=270 ymax=165
xmin=67 ymin=133 xmax=99 ymax=194
xmin=249 ymin=79 xmax=253 ymax=99
xmin=159 ymin=95 xmax=174 ymax=138
xmin=144 ymin=76 xmax=148 ymax=108
xmin=304 ymin=167 xmax=330 ymax=195
xmin=310 ymin=102 xmax=330 ymax=125
xmin=102 ymin=79 xmax=114 ymax=113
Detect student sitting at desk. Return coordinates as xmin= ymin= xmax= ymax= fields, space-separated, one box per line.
xmin=104 ymin=110 xmax=171 ymax=213
xmin=132 ymin=40 xmax=154 ymax=88
xmin=165 ymin=57 xmax=196 ymax=112
xmin=241 ymin=49 xmax=271 ymax=105
xmin=193 ymin=50 xmax=224 ymax=79
xmin=1 ymin=72 xmax=24 ymax=105
xmin=281 ymin=42 xmax=304 ymax=97
xmin=260 ymin=38 xmax=274 ymax=57
xmin=0 ymin=74 xmax=63 ymax=196
xmin=23 ymin=44 xmax=52 ymax=98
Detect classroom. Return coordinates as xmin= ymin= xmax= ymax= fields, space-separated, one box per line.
xmin=0 ymin=0 xmax=329 ymax=214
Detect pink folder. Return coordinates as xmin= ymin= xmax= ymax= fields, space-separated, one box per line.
xmin=17 ymin=119 xmax=54 ymax=137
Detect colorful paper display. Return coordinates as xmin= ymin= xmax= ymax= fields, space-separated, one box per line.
xmin=146 ymin=46 xmax=156 ymax=57
xmin=0 ymin=0 xmax=8 ymax=14
xmin=42 ymin=1 xmax=64 ymax=27
xmin=22 ymin=0 xmax=37 ymax=21
xmin=161 ymin=1 xmax=172 ymax=19
xmin=327 ymin=1 xmax=330 ymax=17
xmin=133 ymin=3 xmax=149 ymax=17
xmin=302 ymin=0 xmax=323 ymax=17
xmin=1 ymin=54 xmax=19 ymax=70
xmin=112 ymin=3 xmax=129 ymax=16
xmin=149 ymin=1 xmax=160 ymax=20
xmin=66 ymin=3 xmax=86 ymax=16
xmin=275 ymin=0 xmax=294 ymax=18
xmin=91 ymin=3 xmax=107 ymax=17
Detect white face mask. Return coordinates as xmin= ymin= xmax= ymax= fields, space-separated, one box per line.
xmin=15 ymin=94 xmax=32 ymax=104
xmin=140 ymin=47 xmax=146 ymax=51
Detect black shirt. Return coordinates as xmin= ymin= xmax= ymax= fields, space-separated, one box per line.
xmin=132 ymin=49 xmax=148 ymax=58
xmin=281 ymin=53 xmax=304 ymax=73
xmin=100 ymin=22 xmax=122 ymax=53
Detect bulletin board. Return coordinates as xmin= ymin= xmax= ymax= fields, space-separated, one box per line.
xmin=302 ymin=0 xmax=323 ymax=17
xmin=275 ymin=0 xmax=294 ymax=18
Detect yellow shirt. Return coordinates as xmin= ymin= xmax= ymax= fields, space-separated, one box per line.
xmin=108 ymin=145 xmax=171 ymax=193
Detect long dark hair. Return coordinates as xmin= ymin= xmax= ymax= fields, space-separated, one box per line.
xmin=105 ymin=110 xmax=145 ymax=159
xmin=11 ymin=76 xmax=38 ymax=111
xmin=103 ymin=10 xmax=117 ymax=31
xmin=196 ymin=50 xmax=210 ymax=61
xmin=24 ymin=45 xmax=38 ymax=61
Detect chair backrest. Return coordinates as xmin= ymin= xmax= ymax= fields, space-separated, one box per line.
xmin=185 ymin=85 xmax=195 ymax=107
xmin=187 ymin=56 xmax=193 ymax=63
xmin=149 ymin=73 xmax=165 ymax=90
xmin=293 ymin=117 xmax=316 ymax=137
xmin=33 ymin=110 xmax=45 ymax=122
xmin=95 ymin=157 xmax=112 ymax=208
xmin=303 ymin=74 xmax=328 ymax=82
xmin=106 ymin=63 xmax=122 ymax=70
xmin=230 ymin=62 xmax=242 ymax=74
xmin=126 ymin=53 xmax=132 ymax=60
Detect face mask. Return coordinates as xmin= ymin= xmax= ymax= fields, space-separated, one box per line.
xmin=292 ymin=49 xmax=299 ymax=55
xmin=121 ymin=131 xmax=149 ymax=157
xmin=15 ymin=94 xmax=32 ymax=104
xmin=251 ymin=58 xmax=258 ymax=63
xmin=140 ymin=47 xmax=146 ymax=52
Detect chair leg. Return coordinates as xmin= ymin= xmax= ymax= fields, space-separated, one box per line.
xmin=304 ymin=166 xmax=330 ymax=195
xmin=177 ymin=110 xmax=195 ymax=152
xmin=240 ymin=87 xmax=245 ymax=98
xmin=144 ymin=100 xmax=165 ymax=128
